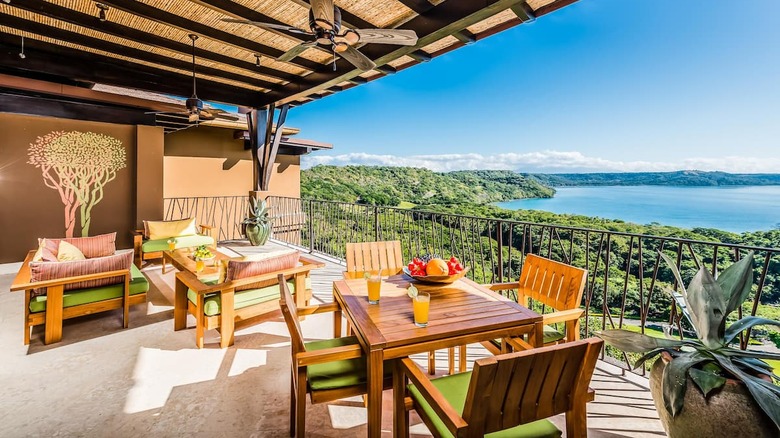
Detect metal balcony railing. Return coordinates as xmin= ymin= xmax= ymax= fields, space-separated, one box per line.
xmin=165 ymin=195 xmax=780 ymax=371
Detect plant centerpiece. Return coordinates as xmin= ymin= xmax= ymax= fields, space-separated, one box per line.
xmin=598 ymin=251 xmax=780 ymax=437
xmin=242 ymin=197 xmax=272 ymax=246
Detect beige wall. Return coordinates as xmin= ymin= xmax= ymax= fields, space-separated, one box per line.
xmin=163 ymin=126 xmax=300 ymax=199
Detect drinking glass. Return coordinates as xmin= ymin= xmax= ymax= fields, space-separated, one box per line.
xmin=168 ymin=241 xmax=176 ymax=251
xmin=413 ymin=293 xmax=430 ymax=327
xmin=367 ymin=272 xmax=382 ymax=304
xmin=195 ymin=259 xmax=205 ymax=273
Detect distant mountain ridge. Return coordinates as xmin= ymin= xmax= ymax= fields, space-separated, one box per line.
xmin=301 ymin=166 xmax=554 ymax=206
xmin=528 ymin=170 xmax=780 ymax=187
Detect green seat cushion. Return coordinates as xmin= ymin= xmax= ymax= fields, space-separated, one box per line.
xmin=542 ymin=324 xmax=566 ymax=344
xmin=187 ymin=277 xmax=312 ymax=317
xmin=29 ymin=264 xmax=149 ymax=313
xmin=305 ymin=336 xmax=393 ymax=391
xmin=141 ymin=234 xmax=214 ymax=253
xmin=408 ymin=371 xmax=562 ymax=438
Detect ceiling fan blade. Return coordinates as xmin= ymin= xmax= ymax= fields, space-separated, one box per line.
xmin=277 ymin=41 xmax=317 ymax=62
xmin=339 ymin=45 xmax=376 ymax=71
xmin=310 ymin=0 xmax=335 ymax=29
xmin=354 ymin=29 xmax=418 ymax=45
xmin=145 ymin=110 xmax=188 ymax=115
xmin=220 ymin=18 xmax=313 ymax=36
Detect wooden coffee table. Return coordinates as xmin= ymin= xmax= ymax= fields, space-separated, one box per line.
xmin=162 ymin=247 xmax=231 ymax=278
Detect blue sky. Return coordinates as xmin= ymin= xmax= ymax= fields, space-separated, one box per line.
xmin=287 ymin=0 xmax=780 ymax=173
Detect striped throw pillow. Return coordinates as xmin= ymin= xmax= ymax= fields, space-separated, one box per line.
xmin=32 ymin=238 xmax=59 ymax=262
xmin=29 ymin=249 xmax=134 ymax=297
xmin=40 ymin=232 xmax=117 ymax=259
xmin=227 ymin=251 xmax=300 ymax=291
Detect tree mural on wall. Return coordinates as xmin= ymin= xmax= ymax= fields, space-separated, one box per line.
xmin=28 ymin=131 xmax=127 ymax=237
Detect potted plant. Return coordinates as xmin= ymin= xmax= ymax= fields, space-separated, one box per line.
xmin=598 ymin=251 xmax=780 ymax=437
xmin=242 ymin=197 xmax=272 ymax=246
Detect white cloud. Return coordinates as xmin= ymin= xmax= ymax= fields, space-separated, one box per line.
xmin=302 ymin=150 xmax=780 ymax=173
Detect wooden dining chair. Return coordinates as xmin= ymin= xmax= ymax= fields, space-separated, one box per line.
xmin=344 ymin=240 xmax=405 ymax=279
xmin=278 ymin=274 xmax=393 ymax=437
xmin=394 ymin=337 xmax=603 ymax=438
xmin=485 ymin=253 xmax=588 ymax=353
xmin=343 ymin=240 xmax=460 ymax=374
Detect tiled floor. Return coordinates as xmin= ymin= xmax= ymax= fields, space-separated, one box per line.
xmin=0 ymin=241 xmax=665 ymax=437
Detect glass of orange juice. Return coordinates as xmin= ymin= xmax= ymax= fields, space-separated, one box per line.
xmin=195 ymin=259 xmax=205 ymax=273
xmin=367 ymin=271 xmax=382 ymax=304
xmin=413 ymin=293 xmax=430 ymax=327
xmin=167 ymin=239 xmax=176 ymax=251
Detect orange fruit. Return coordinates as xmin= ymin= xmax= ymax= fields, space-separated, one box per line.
xmin=425 ymin=258 xmax=449 ymax=276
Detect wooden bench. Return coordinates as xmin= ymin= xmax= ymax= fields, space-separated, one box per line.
xmin=173 ymin=255 xmax=325 ymax=348
xmin=11 ymin=250 xmax=149 ymax=345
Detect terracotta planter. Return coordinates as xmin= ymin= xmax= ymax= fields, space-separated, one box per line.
xmin=244 ymin=222 xmax=271 ymax=246
xmin=649 ymin=358 xmax=776 ymax=437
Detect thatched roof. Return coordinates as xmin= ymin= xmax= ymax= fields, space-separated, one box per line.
xmin=0 ymin=0 xmax=577 ymax=109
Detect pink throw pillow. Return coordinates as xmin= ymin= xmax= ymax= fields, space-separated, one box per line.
xmin=29 ymin=249 xmax=133 ymax=297
xmin=40 ymin=232 xmax=116 ymax=259
xmin=227 ymin=251 xmax=300 ymax=291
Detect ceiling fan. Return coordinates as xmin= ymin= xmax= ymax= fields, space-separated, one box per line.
xmin=222 ymin=0 xmax=418 ymax=71
xmin=149 ymin=34 xmax=239 ymax=124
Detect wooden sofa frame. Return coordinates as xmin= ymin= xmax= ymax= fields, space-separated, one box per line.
xmin=132 ymin=223 xmax=215 ymax=269
xmin=173 ymin=255 xmax=325 ymax=348
xmin=11 ymin=250 xmax=145 ymax=345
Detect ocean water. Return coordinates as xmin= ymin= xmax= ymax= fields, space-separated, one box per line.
xmin=495 ymin=185 xmax=780 ymax=233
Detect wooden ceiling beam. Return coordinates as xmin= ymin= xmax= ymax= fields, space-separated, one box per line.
xmin=408 ymin=50 xmax=432 ymax=62
xmin=96 ymin=0 xmax=325 ymax=72
xmin=452 ymin=30 xmax=477 ymax=44
xmin=0 ymin=73 xmax=183 ymax=112
xmin=0 ymin=13 xmax=282 ymax=92
xmin=9 ymin=0 xmax=302 ymax=84
xmin=261 ymin=0 xmax=556 ymax=105
xmin=396 ymin=0 xmax=435 ymax=15
xmin=0 ymin=34 xmax=265 ymax=107
xmin=510 ymin=2 xmax=536 ymax=22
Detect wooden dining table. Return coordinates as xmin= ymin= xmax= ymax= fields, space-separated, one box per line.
xmin=332 ymin=274 xmax=543 ymax=437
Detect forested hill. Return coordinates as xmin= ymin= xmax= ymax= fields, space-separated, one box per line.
xmin=301 ymin=166 xmax=555 ymax=206
xmin=529 ymin=170 xmax=780 ymax=187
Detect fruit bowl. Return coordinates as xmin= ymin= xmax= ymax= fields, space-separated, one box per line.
xmin=403 ymin=266 xmax=470 ymax=284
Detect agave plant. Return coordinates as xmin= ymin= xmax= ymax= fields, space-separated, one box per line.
xmin=242 ymin=197 xmax=271 ymax=226
xmin=598 ymin=251 xmax=780 ymax=429
xmin=242 ymin=198 xmax=272 ymax=246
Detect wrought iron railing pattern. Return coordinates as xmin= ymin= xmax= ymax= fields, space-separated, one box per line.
xmin=164 ymin=196 xmax=249 ymax=241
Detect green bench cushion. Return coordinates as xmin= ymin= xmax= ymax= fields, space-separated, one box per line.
xmin=408 ymin=371 xmax=561 ymax=438
xmin=305 ymin=336 xmax=393 ymax=391
xmin=29 ymin=264 xmax=149 ymax=313
xmin=187 ymin=277 xmax=312 ymax=317
xmin=141 ymin=234 xmax=214 ymax=253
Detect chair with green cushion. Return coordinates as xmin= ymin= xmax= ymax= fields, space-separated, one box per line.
xmin=484 ymin=253 xmax=588 ymax=353
xmin=278 ymin=275 xmax=393 ymax=437
xmin=394 ymin=338 xmax=603 ymax=438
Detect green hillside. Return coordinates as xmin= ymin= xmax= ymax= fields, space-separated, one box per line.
xmin=301 ymin=166 xmax=554 ymax=206
xmin=530 ymin=170 xmax=780 ymax=187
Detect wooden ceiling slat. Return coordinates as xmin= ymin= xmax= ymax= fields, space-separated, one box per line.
xmin=96 ymin=0 xmax=325 ymax=72
xmin=0 ymin=12 xmax=281 ymax=92
xmin=9 ymin=0 xmax=302 ymax=84
xmin=0 ymin=34 xmax=263 ymax=107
